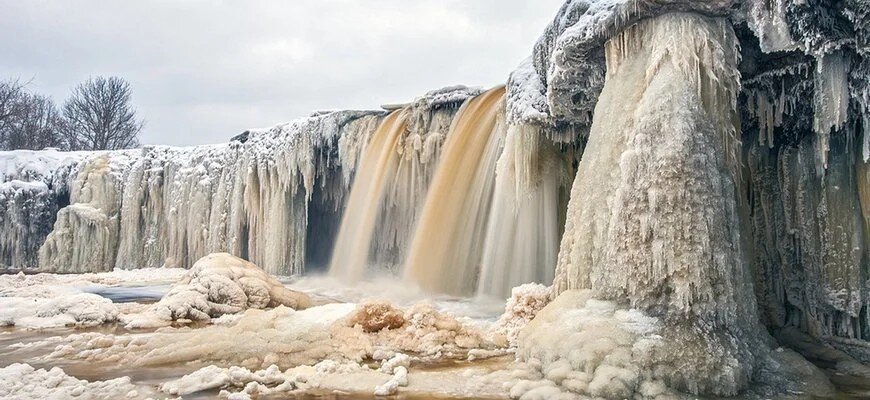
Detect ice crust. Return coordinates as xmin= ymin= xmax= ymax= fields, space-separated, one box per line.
xmin=0 ymin=363 xmax=149 ymax=400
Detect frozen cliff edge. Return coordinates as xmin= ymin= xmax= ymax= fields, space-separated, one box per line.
xmin=0 ymin=85 xmax=480 ymax=275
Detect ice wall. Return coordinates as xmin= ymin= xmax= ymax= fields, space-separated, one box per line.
xmin=542 ymin=12 xmax=765 ymax=395
xmin=1 ymin=110 xmax=385 ymax=274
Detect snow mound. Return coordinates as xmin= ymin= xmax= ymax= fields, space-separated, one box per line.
xmin=160 ymin=359 xmax=405 ymax=399
xmin=0 ymin=363 xmax=146 ymax=400
xmin=150 ymin=253 xmax=311 ymax=322
xmin=0 ymin=293 xmax=118 ymax=329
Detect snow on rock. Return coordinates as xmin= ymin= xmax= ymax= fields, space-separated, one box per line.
xmin=506 ymin=0 xmax=734 ymax=127
xmin=334 ymin=302 xmax=495 ymax=359
xmin=0 ymin=148 xmax=89 ymax=183
xmin=0 ymin=363 xmax=146 ymax=400
xmin=492 ymin=283 xmax=551 ymax=346
xmin=344 ymin=300 xmax=406 ymax=332
xmin=148 ymin=253 xmax=311 ymax=322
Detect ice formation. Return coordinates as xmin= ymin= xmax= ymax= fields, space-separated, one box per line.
xmin=145 ymin=253 xmax=310 ymax=323
xmin=0 ymin=0 xmax=869 ymax=397
xmin=548 ymin=11 xmax=765 ymax=396
xmin=0 ymin=363 xmax=149 ymax=400
xmin=0 ymin=292 xmax=119 ymax=329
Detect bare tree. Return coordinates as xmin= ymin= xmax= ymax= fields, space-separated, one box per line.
xmin=0 ymin=79 xmax=27 ymax=148
xmin=62 ymin=76 xmax=143 ymax=150
xmin=4 ymin=93 xmax=66 ymax=150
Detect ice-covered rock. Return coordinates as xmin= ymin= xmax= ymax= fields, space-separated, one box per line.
xmin=492 ymin=283 xmax=551 ymax=346
xmin=345 ymin=300 xmax=406 ymax=332
xmin=150 ymin=253 xmax=310 ymax=322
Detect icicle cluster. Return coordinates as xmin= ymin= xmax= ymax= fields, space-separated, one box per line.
xmin=2 ymin=111 xmax=384 ymax=274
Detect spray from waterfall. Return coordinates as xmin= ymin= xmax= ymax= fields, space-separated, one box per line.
xmin=329 ymin=109 xmax=410 ymax=282
xmin=402 ymin=86 xmax=507 ymax=296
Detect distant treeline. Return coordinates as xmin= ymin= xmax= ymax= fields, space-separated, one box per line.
xmin=0 ymin=76 xmax=143 ymax=151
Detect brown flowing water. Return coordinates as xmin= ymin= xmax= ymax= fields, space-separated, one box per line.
xmin=329 ymin=110 xmax=410 ymax=282
xmin=403 ymin=86 xmax=507 ymax=296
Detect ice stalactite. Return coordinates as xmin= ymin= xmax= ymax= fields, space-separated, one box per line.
xmin=745 ymin=0 xmax=799 ymax=53
xmin=0 ymin=181 xmax=56 ymax=269
xmin=539 ymin=13 xmax=765 ymax=396
xmin=747 ymin=128 xmax=868 ymax=351
xmin=476 ymin=123 xmax=573 ymax=299
xmin=40 ymin=153 xmax=137 ymax=273
xmin=403 ymin=87 xmax=507 ymax=296
xmin=813 ymin=51 xmax=852 ymax=171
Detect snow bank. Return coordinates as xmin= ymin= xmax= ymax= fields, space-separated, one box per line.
xmin=0 ymin=363 xmax=146 ymax=400
xmin=0 ymin=293 xmax=118 ymax=328
xmin=344 ymin=300 xmax=406 ymax=332
xmin=45 ymin=303 xmax=357 ymax=369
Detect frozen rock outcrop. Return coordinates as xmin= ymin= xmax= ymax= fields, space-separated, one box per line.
xmin=150 ymin=253 xmax=310 ymax=321
xmin=545 ymin=12 xmax=765 ymax=396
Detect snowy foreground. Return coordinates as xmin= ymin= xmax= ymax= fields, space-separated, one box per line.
xmin=0 ymin=258 xmax=863 ymax=400
xmin=0 ymin=259 xmax=560 ymax=399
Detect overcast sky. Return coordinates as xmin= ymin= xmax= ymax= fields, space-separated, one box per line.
xmin=1 ymin=1 xmax=564 ymax=146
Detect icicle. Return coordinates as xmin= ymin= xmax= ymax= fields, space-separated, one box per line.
xmin=813 ymin=51 xmax=851 ymax=170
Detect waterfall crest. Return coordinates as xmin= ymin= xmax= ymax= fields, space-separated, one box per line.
xmin=403 ymin=86 xmax=506 ymax=296
xmin=328 ymin=109 xmax=410 ymax=281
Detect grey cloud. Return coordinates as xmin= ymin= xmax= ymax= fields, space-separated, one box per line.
xmin=0 ymin=0 xmax=565 ymax=146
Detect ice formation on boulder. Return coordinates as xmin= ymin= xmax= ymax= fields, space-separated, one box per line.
xmin=148 ymin=253 xmax=310 ymax=322
xmin=492 ymin=283 xmax=552 ymax=346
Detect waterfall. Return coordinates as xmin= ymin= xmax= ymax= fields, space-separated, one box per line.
xmin=402 ymin=86 xmax=506 ymax=296
xmin=475 ymin=123 xmax=571 ymax=299
xmin=328 ymin=109 xmax=410 ymax=282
